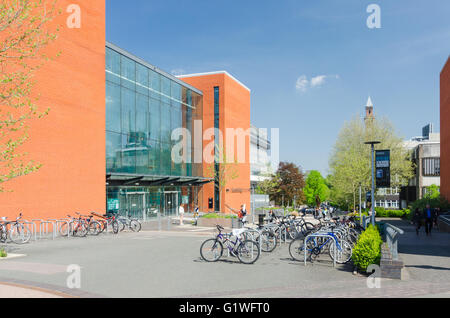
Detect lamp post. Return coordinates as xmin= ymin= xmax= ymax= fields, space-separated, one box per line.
xmin=365 ymin=141 xmax=380 ymax=227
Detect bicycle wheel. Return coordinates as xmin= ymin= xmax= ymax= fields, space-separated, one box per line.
xmin=289 ymin=237 xmax=305 ymax=261
xmin=329 ymin=239 xmax=352 ymax=264
xmin=289 ymin=237 xmax=316 ymax=261
xmin=118 ymin=220 xmax=126 ymax=232
xmin=237 ymin=240 xmax=260 ymax=264
xmin=260 ymin=230 xmax=277 ymax=252
xmin=130 ymin=220 xmax=141 ymax=232
xmin=74 ymin=223 xmax=88 ymax=237
xmin=88 ymin=221 xmax=101 ymax=236
xmin=59 ymin=222 xmax=72 ymax=236
xmin=0 ymin=225 xmax=7 ymax=243
xmin=200 ymin=239 xmax=223 ymax=262
xmin=98 ymin=220 xmax=107 ymax=233
xmin=111 ymin=220 xmax=119 ymax=234
xmin=9 ymin=224 xmax=31 ymax=244
xmin=287 ymin=225 xmax=298 ymax=240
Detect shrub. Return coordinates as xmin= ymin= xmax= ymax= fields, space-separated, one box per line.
xmin=0 ymin=249 xmax=7 ymax=258
xmin=374 ymin=208 xmax=409 ymax=218
xmin=351 ymin=225 xmax=382 ymax=272
xmin=408 ymin=196 xmax=450 ymax=220
xmin=201 ymin=213 xmax=236 ymax=219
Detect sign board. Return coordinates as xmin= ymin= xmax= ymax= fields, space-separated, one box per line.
xmin=375 ymin=149 xmax=390 ymax=188
xmin=107 ymin=198 xmax=119 ymax=211
xmin=182 ymin=195 xmax=189 ymax=204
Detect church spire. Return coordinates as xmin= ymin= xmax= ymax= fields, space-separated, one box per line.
xmin=365 ymin=96 xmax=374 ymax=120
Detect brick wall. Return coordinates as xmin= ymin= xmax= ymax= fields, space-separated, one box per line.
xmin=0 ymin=1 xmax=106 ymax=220
xmin=441 ymin=58 xmax=450 ymax=201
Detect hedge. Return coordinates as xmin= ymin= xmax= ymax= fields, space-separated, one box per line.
xmin=351 ymin=209 xmax=409 ymax=218
xmin=374 ymin=208 xmax=410 ymax=218
xmin=351 ymin=224 xmax=382 ymax=272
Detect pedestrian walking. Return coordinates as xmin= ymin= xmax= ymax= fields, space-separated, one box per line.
xmin=423 ymin=204 xmax=434 ymax=236
xmin=179 ymin=204 xmax=185 ymax=226
xmin=412 ymin=208 xmax=422 ymax=235
xmin=434 ymin=207 xmax=441 ymax=228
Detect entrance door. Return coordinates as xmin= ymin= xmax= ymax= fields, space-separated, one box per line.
xmin=164 ymin=192 xmax=178 ymax=216
xmin=127 ymin=193 xmax=146 ymax=220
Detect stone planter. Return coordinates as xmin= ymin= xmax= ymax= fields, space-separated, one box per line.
xmin=380 ymin=243 xmax=404 ymax=280
xmin=197 ymin=217 xmax=233 ymax=228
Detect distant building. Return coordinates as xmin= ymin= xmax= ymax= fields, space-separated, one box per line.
xmin=250 ymin=125 xmax=273 ymax=208
xmin=400 ymin=125 xmax=440 ymax=208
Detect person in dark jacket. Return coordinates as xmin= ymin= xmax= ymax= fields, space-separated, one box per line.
xmin=412 ymin=208 xmax=422 ymax=235
xmin=434 ymin=207 xmax=441 ymax=228
xmin=423 ymin=204 xmax=435 ymax=236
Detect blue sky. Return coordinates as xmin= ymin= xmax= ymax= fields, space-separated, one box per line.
xmin=106 ymin=0 xmax=450 ymax=175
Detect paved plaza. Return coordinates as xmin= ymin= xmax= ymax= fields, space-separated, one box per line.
xmin=0 ymin=218 xmax=449 ymax=298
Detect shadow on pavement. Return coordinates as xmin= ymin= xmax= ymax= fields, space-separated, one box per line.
xmin=405 ymin=265 xmax=450 ymax=271
xmin=381 ymin=218 xmax=450 ymax=258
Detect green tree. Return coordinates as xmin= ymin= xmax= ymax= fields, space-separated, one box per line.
xmin=423 ymin=184 xmax=440 ymax=200
xmin=0 ymin=0 xmax=59 ymax=191
xmin=271 ymin=162 xmax=305 ymax=207
xmin=329 ymin=115 xmax=414 ymax=210
xmin=303 ymin=170 xmax=330 ymax=207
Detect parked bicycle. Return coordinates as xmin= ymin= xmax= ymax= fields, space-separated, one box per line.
xmin=200 ymin=225 xmax=260 ymax=264
xmin=117 ymin=215 xmax=142 ymax=232
xmin=0 ymin=213 xmax=32 ymax=244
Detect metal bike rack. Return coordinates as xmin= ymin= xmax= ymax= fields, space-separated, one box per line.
xmin=32 ymin=219 xmax=53 ymax=239
xmin=55 ymin=219 xmax=71 ymax=238
xmin=242 ymin=227 xmax=262 ymax=254
xmin=47 ymin=219 xmax=58 ymax=239
xmin=303 ymin=233 xmax=337 ymax=267
xmin=23 ymin=220 xmax=37 ymax=241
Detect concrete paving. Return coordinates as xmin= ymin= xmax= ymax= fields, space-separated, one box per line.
xmin=0 ymin=218 xmax=448 ymax=298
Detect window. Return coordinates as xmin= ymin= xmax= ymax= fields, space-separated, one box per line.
xmin=120 ymin=55 xmax=135 ymax=90
xmin=136 ymin=63 xmax=149 ymax=96
xmin=106 ymin=48 xmax=120 ymax=84
xmin=121 ymin=87 xmax=135 ymax=134
xmin=422 ymin=158 xmax=440 ymax=176
xmin=214 ymin=86 xmax=220 ymax=211
xmin=106 ymin=81 xmax=121 ymax=133
xmin=149 ymin=98 xmax=161 ymax=141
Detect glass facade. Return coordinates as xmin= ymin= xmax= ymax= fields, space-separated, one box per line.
xmin=105 ymin=44 xmax=204 ymax=219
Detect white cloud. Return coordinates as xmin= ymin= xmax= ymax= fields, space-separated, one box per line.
xmin=296 ymin=74 xmax=340 ymax=92
xmin=310 ymin=75 xmax=327 ymax=87
xmin=171 ymin=69 xmax=186 ymax=76
xmin=296 ymin=75 xmax=309 ymax=92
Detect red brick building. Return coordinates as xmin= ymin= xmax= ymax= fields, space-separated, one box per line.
xmin=441 ymin=57 xmax=450 ymax=201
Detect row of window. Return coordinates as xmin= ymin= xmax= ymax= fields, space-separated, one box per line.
xmin=106 ymin=47 xmax=198 ymax=107
xmin=376 ymin=187 xmax=400 ymax=195
xmin=375 ymin=200 xmax=399 ymax=209
xmin=106 ymin=81 xmax=190 ymax=142
xmin=106 ymin=131 xmax=201 ymax=176
xmin=422 ymin=157 xmax=440 ymax=176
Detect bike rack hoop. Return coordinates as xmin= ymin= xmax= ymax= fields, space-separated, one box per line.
xmin=303 ymin=233 xmax=337 ymax=267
